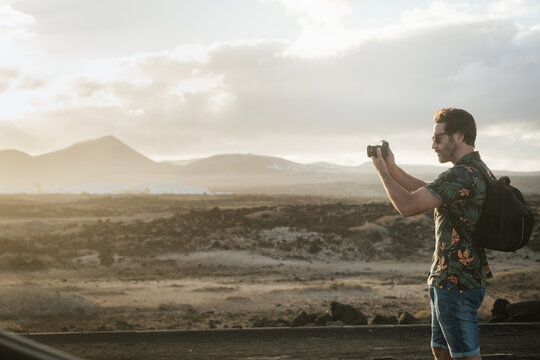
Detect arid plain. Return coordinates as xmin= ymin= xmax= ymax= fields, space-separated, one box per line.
xmin=0 ymin=194 xmax=538 ymax=334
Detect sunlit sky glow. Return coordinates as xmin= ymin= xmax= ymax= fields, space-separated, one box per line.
xmin=0 ymin=0 xmax=539 ymax=171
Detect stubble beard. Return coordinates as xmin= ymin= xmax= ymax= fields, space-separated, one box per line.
xmin=436 ymin=139 xmax=457 ymax=164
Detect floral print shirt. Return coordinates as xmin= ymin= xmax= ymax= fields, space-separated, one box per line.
xmin=425 ymin=151 xmax=493 ymax=290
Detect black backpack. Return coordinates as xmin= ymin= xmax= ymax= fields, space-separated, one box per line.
xmin=466 ymin=162 xmax=535 ymax=251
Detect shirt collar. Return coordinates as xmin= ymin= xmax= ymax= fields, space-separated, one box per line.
xmin=456 ymin=151 xmax=481 ymax=165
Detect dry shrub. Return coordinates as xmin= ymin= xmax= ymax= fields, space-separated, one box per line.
xmin=375 ymin=215 xmax=402 ymax=226
xmin=0 ymin=290 xmax=100 ymax=319
xmin=0 ymin=253 xmax=54 ymax=271
xmin=414 ymin=308 xmax=431 ymax=323
xmin=488 ymin=268 xmax=540 ymax=291
xmin=349 ymin=222 xmax=389 ymax=241
xmin=257 ymin=226 xmax=330 ymax=259
xmin=192 ymin=286 xmax=237 ymax=292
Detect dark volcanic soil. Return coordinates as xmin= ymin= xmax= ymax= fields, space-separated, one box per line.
xmin=0 ymin=194 xmax=538 ymax=334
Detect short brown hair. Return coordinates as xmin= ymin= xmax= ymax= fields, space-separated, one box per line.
xmin=434 ymin=108 xmax=476 ymax=146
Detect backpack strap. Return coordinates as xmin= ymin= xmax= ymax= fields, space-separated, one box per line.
xmin=446 ymin=160 xmax=492 ymax=250
xmin=459 ymin=160 xmax=497 ymax=184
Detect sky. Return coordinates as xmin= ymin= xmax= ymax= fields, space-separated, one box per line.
xmin=0 ymin=0 xmax=539 ymax=171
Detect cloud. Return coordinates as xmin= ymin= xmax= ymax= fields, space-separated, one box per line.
xmin=11 ymin=18 xmax=537 ymax=161
xmin=1 ymin=1 xmax=539 ymax=171
xmin=488 ymin=0 xmax=540 ymax=19
xmin=271 ymin=0 xmax=481 ymax=59
xmin=273 ymin=0 xmax=540 ymax=59
xmin=267 ymin=0 xmax=361 ymax=58
xmin=0 ymin=5 xmax=34 ymax=74
xmin=0 ymin=4 xmax=35 ymax=39
xmin=0 ymin=5 xmax=42 ymax=117
xmin=479 ymin=121 xmax=540 ymax=171
xmin=169 ymin=74 xmax=237 ymax=113
xmin=400 ymin=1 xmax=476 ymax=27
xmin=483 ymin=122 xmax=540 ymax=140
xmin=0 ymin=66 xmax=18 ymax=92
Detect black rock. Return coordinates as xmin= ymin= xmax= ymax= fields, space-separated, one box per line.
xmin=252 ymin=317 xmax=273 ymax=328
xmin=508 ymin=313 xmax=540 ymax=322
xmin=527 ymin=233 xmax=540 ymax=251
xmin=315 ymin=313 xmax=333 ymax=326
xmin=292 ymin=311 xmax=318 ymax=327
xmin=330 ymin=301 xmax=367 ymax=325
xmin=489 ymin=316 xmax=508 ymax=323
xmin=491 ymin=298 xmax=510 ymax=319
xmin=398 ymin=312 xmax=420 ymax=325
xmin=115 ymin=320 xmax=135 ymax=330
xmin=506 ymin=300 xmax=540 ymax=317
xmin=158 ymin=304 xmax=175 ymax=311
xmin=371 ymin=314 xmax=398 ymax=325
xmin=271 ymin=319 xmax=290 ymax=327
xmin=209 ymin=207 xmax=222 ymax=219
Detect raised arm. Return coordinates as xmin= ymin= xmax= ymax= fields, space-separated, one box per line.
xmin=372 ymin=146 xmax=441 ymax=217
xmin=384 ymin=144 xmax=427 ymax=193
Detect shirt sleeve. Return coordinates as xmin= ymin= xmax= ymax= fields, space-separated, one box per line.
xmin=424 ymin=165 xmax=474 ymax=205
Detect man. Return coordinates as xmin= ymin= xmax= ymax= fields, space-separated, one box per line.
xmin=371 ymin=108 xmax=492 ymax=360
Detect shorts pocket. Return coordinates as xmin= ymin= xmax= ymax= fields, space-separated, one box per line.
xmin=457 ymin=287 xmax=484 ymax=321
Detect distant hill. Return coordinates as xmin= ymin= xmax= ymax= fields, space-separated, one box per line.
xmin=0 ymin=136 xmax=184 ymax=192
xmin=38 ymin=135 xmax=155 ymax=168
xmin=162 ymin=158 xmax=201 ymax=166
xmin=32 ymin=136 xmax=169 ymax=181
xmin=0 ymin=150 xmax=33 ymax=170
xmin=0 ymin=136 xmax=538 ymax=195
xmin=177 ymin=154 xmax=305 ymax=176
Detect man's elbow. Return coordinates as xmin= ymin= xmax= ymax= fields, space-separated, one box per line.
xmin=395 ymin=188 xmax=439 ymax=217
xmin=397 ymin=208 xmax=414 ymax=218
xmin=397 ymin=204 xmax=422 ymax=218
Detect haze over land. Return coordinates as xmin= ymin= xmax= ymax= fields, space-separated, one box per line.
xmin=1 ymin=136 xmax=540 ymax=195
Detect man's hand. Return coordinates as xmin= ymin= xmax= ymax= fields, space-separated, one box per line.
xmin=368 ymin=140 xmax=440 ymax=217
xmin=371 ymin=146 xmax=388 ymax=173
xmin=384 ymin=141 xmax=396 ymax=169
xmin=371 ymin=141 xmax=391 ymax=174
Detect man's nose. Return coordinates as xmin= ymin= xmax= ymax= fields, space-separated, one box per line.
xmin=432 ymin=141 xmax=437 ymax=150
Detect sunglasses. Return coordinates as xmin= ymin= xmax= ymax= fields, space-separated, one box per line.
xmin=432 ymin=131 xmax=454 ymax=144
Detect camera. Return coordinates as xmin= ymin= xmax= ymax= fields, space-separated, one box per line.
xmin=367 ymin=141 xmax=389 ymax=158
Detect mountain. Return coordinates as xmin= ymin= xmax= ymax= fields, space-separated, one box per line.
xmin=0 ymin=149 xmax=33 ymax=163
xmin=0 ymin=136 xmax=181 ymax=189
xmin=32 ymin=136 xmax=165 ymax=181
xmin=38 ymin=135 xmax=156 ymax=168
xmin=308 ymin=162 xmax=366 ymax=174
xmin=0 ymin=150 xmax=35 ymax=182
xmin=178 ymin=154 xmax=309 ymax=176
xmin=0 ymin=136 xmax=539 ymax=195
xmin=174 ymin=154 xmax=384 ymax=189
xmin=162 ymin=158 xmax=202 ymax=166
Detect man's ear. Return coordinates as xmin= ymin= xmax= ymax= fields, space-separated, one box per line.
xmin=455 ymin=131 xmax=465 ymax=144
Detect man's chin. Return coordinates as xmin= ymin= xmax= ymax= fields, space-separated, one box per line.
xmin=436 ymin=154 xmax=447 ymax=163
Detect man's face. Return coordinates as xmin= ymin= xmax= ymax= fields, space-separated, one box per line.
xmin=432 ymin=123 xmax=456 ymax=163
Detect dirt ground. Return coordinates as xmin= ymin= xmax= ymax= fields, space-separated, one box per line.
xmin=24 ymin=324 xmax=540 ymax=360
xmin=0 ymin=194 xmax=538 ymax=333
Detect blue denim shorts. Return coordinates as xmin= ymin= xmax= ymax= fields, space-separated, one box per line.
xmin=429 ymin=283 xmax=485 ymax=358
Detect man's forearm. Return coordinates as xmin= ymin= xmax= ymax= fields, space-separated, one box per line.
xmin=387 ymin=164 xmax=427 ymax=193
xmin=377 ymin=169 xmax=413 ymax=216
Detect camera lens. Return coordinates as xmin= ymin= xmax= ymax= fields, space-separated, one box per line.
xmin=366 ymin=145 xmax=374 ymax=158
